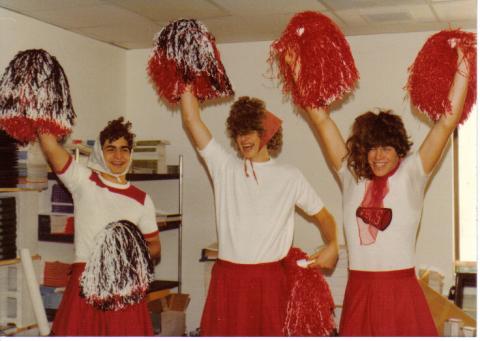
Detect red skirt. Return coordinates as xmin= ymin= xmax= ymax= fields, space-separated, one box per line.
xmin=51 ymin=263 xmax=153 ymax=336
xmin=200 ymin=259 xmax=287 ymax=336
xmin=339 ymin=268 xmax=438 ymax=336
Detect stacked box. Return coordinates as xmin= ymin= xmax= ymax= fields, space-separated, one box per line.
xmin=131 ymin=140 xmax=170 ymax=174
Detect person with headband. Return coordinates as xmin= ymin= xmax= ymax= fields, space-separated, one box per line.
xmin=286 ymin=46 xmax=469 ymax=335
xmin=37 ymin=117 xmax=160 ymax=336
xmin=179 ymin=87 xmax=338 ymax=336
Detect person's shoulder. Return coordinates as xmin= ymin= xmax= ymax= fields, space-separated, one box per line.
xmin=273 ymin=162 xmax=304 ymax=177
xmin=121 ymin=183 xmax=148 ymax=205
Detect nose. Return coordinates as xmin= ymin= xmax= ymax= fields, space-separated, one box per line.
xmin=372 ymin=147 xmax=384 ymax=160
xmin=113 ymin=149 xmax=123 ymax=159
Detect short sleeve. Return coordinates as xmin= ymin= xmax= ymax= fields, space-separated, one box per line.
xmin=138 ymin=194 xmax=159 ymax=237
xmin=56 ymin=156 xmax=91 ymax=193
xmin=197 ymin=138 xmax=231 ymax=179
xmin=294 ymin=170 xmax=324 ymax=216
xmin=404 ymin=151 xmax=429 ymax=189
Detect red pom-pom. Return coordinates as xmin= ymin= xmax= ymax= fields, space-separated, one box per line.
xmin=283 ymin=247 xmax=335 ymax=336
xmin=147 ymin=19 xmax=234 ymax=104
xmin=270 ymin=11 xmax=359 ymax=109
xmin=407 ymin=29 xmax=476 ymax=124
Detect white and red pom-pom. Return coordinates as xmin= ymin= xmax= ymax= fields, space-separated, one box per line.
xmin=147 ymin=19 xmax=234 ymax=104
xmin=270 ymin=11 xmax=359 ymax=109
xmin=0 ymin=49 xmax=76 ymax=144
xmin=407 ymin=29 xmax=476 ymax=124
xmin=283 ymin=247 xmax=335 ymax=336
xmin=80 ymin=220 xmax=154 ymax=311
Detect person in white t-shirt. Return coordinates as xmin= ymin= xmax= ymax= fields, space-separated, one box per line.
xmin=180 ymin=87 xmax=338 ymax=336
xmin=37 ymin=117 xmax=160 ymax=336
xmin=289 ymin=47 xmax=469 ymax=336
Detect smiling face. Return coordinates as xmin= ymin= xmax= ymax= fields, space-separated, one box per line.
xmin=102 ymin=137 xmax=131 ymax=175
xmin=236 ymin=130 xmax=269 ymax=162
xmin=367 ymin=145 xmax=400 ymax=177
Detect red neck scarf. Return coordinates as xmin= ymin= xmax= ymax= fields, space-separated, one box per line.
xmin=355 ymin=160 xmax=401 ymax=245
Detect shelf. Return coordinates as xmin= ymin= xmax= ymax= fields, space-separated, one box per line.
xmin=38 ymin=214 xmax=74 ymax=244
xmin=127 ymin=173 xmax=179 ymax=181
xmin=157 ymin=220 xmax=181 ymax=232
xmin=38 ymin=233 xmax=73 ymax=243
xmin=148 ymin=280 xmax=179 ymax=292
xmin=48 ymin=171 xmax=180 ymax=181
xmin=0 ymin=254 xmax=41 ymax=267
xmin=0 ymin=188 xmax=42 ymax=193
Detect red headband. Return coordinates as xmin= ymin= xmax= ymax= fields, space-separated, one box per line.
xmin=260 ymin=111 xmax=282 ymax=150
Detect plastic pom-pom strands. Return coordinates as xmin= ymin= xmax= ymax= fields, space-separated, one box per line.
xmin=0 ymin=49 xmax=76 ymax=144
xmin=407 ymin=29 xmax=476 ymax=125
xmin=148 ymin=19 xmax=234 ymax=104
xmin=79 ymin=220 xmax=154 ymax=311
xmin=283 ymin=247 xmax=335 ymax=336
xmin=270 ymin=11 xmax=359 ymax=109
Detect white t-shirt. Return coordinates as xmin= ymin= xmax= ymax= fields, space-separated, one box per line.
xmin=339 ymin=152 xmax=428 ymax=271
xmin=57 ymin=157 xmax=158 ymax=263
xmin=199 ymin=138 xmax=324 ymax=264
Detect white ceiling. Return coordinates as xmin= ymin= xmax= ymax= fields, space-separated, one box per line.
xmin=0 ymin=0 xmax=476 ymax=50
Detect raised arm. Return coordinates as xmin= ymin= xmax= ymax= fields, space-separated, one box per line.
xmin=419 ymin=47 xmax=469 ymax=174
xmin=285 ymin=50 xmax=347 ymax=171
xmin=304 ymin=107 xmax=348 ymax=172
xmin=307 ymin=207 xmax=339 ymax=270
xmin=179 ymin=87 xmax=212 ymax=150
xmin=37 ymin=133 xmax=71 ymax=173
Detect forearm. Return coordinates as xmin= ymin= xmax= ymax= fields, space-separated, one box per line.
xmin=308 ymin=207 xmax=339 ymax=269
xmin=147 ymin=237 xmax=161 ymax=265
xmin=314 ymin=207 xmax=338 ymax=246
xmin=37 ymin=133 xmax=71 ymax=173
xmin=444 ymin=48 xmax=469 ymax=127
xmin=179 ymin=89 xmax=212 ymax=150
xmin=306 ymin=107 xmax=347 ymax=171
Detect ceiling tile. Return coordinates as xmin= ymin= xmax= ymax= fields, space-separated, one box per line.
xmin=202 ymin=13 xmax=296 ymax=44
xmin=75 ymin=21 xmax=161 ymax=45
xmin=25 ymin=4 xmax=152 ymax=29
xmin=433 ymin=0 xmax=477 ymax=21
xmin=210 ymin=0 xmax=326 ymax=15
xmin=335 ymin=4 xmax=437 ymax=27
xmin=0 ymin=0 xmax=102 ymax=12
xmin=321 ymin=0 xmax=427 ymax=11
xmin=104 ymin=0 xmax=228 ymax=21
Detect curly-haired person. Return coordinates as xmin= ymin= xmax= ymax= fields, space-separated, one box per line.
xmin=289 ymin=46 xmax=469 ymax=336
xmin=180 ymin=87 xmax=338 ymax=336
xmin=37 ymin=117 xmax=160 ymax=336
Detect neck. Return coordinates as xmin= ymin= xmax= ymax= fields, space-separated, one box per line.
xmin=250 ymin=147 xmax=270 ymax=162
xmin=100 ymin=172 xmax=127 ymax=184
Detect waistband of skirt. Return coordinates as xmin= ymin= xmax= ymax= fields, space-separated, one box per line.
xmin=348 ymin=267 xmax=416 ymax=280
xmin=216 ymin=258 xmax=283 ymax=270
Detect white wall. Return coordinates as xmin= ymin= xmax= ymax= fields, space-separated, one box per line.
xmin=126 ymin=31 xmax=457 ymax=331
xmin=0 ymin=8 xmax=126 ymax=261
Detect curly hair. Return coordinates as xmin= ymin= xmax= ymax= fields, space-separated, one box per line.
xmin=226 ymin=96 xmax=282 ymax=152
xmin=99 ymin=116 xmax=135 ymax=150
xmin=345 ymin=110 xmax=412 ymax=180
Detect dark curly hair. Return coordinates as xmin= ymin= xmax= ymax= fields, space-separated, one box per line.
xmin=226 ymin=96 xmax=282 ymax=152
xmin=345 ymin=110 xmax=412 ymax=180
xmin=99 ymin=116 xmax=135 ymax=150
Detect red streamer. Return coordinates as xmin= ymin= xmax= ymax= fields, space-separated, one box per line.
xmin=0 ymin=116 xmax=71 ymax=144
xmin=283 ymin=247 xmax=335 ymax=336
xmin=147 ymin=19 xmax=234 ymax=104
xmin=270 ymin=11 xmax=359 ymax=109
xmin=406 ymin=29 xmax=476 ymax=124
